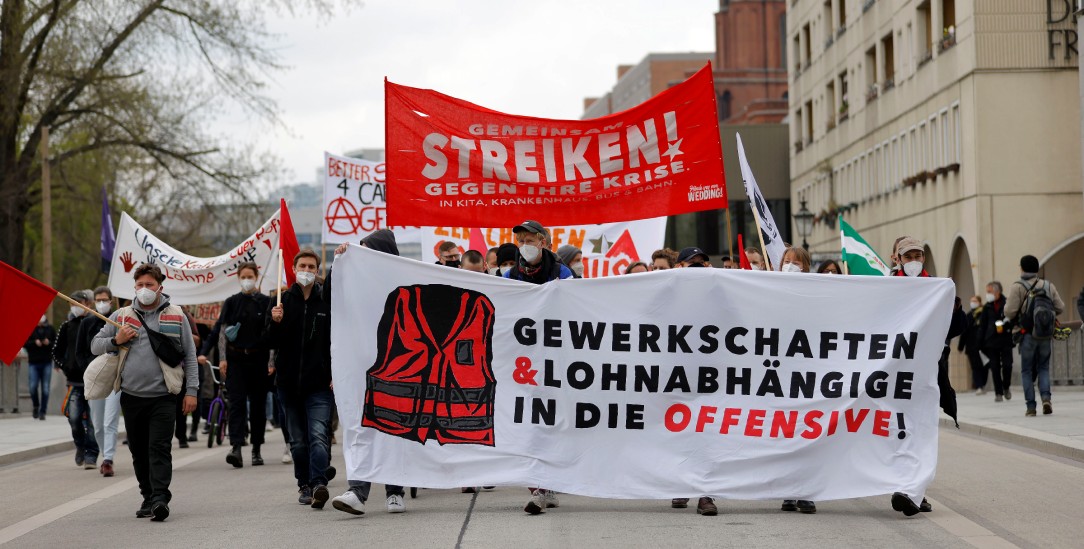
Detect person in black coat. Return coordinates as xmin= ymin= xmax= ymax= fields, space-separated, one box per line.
xmin=957 ymin=296 xmax=987 ymax=393
xmin=979 ymin=282 xmax=1014 ymax=402
xmin=23 ymin=316 xmax=57 ymax=419
xmin=199 ymin=262 xmax=271 ymax=467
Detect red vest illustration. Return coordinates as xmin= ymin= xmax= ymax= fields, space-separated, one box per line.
xmin=363 ymin=284 xmax=496 ymax=446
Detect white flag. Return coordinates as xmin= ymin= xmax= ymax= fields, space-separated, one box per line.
xmin=737 ymin=133 xmax=786 ymax=271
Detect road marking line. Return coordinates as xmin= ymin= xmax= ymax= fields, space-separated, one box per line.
xmin=0 ymin=447 xmax=218 ymax=546
xmin=923 ymin=497 xmax=1020 ymax=549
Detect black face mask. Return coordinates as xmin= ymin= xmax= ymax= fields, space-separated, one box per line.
xmin=444 ymin=260 xmax=461 ymax=269
xmin=687 ymin=263 xmax=708 ymax=268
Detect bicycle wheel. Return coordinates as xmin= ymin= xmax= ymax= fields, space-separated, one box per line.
xmin=206 ymin=400 xmax=221 ymax=448
xmin=216 ymin=407 xmax=228 ymax=446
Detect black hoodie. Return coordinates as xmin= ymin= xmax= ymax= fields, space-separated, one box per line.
xmin=323 ymin=229 xmax=400 ymax=302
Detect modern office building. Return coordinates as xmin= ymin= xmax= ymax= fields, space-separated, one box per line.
xmin=788 ymin=0 xmax=1083 ymax=385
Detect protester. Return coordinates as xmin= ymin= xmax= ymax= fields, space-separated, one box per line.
xmin=53 ymin=289 xmax=99 ymax=469
xmin=198 ymin=262 xmax=271 ymax=468
xmin=268 ymin=249 xmax=335 ymax=510
xmin=174 ymin=309 xmax=201 ymax=448
xmin=23 ymin=315 xmax=56 ymax=420
xmin=81 ymin=287 xmax=121 ymax=477
xmin=1005 ymin=255 xmax=1065 ymax=417
xmin=780 ymin=247 xmax=811 ymax=273
xmin=719 ymin=255 xmax=736 ymax=269
xmin=92 ymin=264 xmax=199 ymax=522
xmin=503 ymin=220 xmax=573 ymax=285
xmin=676 ymin=247 xmax=712 ymax=268
xmin=745 ymin=248 xmax=766 ymax=270
xmin=888 ymin=236 xmax=908 ymax=275
xmin=816 ymin=260 xmax=842 ymax=274
xmin=957 ymin=295 xmax=988 ymax=396
xmin=889 ymin=237 xmax=967 ymax=516
xmin=980 ymin=281 xmax=1013 ymax=402
xmin=500 ymin=220 xmax=570 ymax=514
xmin=494 ymin=243 xmax=518 ymax=276
xmin=460 ymin=250 xmax=486 ymax=273
xmin=556 ymin=245 xmax=584 ymax=278
xmin=650 ymin=248 xmax=677 ymax=270
xmin=331 ymin=230 xmax=408 ymax=516
xmin=625 ymin=261 xmax=649 ymax=274
xmin=436 ymin=240 xmax=461 ymax=268
xmin=486 ymin=247 xmax=500 ymax=275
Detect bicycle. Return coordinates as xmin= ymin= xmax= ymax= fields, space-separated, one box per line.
xmin=205 ymin=364 xmax=229 ymax=448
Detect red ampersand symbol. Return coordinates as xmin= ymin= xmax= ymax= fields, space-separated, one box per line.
xmin=512 ymin=356 xmax=538 ymax=386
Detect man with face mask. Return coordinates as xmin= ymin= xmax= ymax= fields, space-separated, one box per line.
xmin=677 ymin=247 xmax=713 ymax=268
xmin=493 ymin=243 xmax=518 ymax=277
xmin=79 ymin=287 xmax=122 ymax=477
xmin=503 ymin=220 xmax=573 ymax=285
xmin=198 ymin=262 xmax=271 ymax=468
xmin=267 ymin=249 xmax=336 ymax=511
xmin=889 ymin=236 xmax=967 ymax=517
xmin=53 ymin=289 xmax=100 ymax=469
xmin=92 ymin=264 xmax=199 ymax=521
xmin=436 ymin=240 xmax=462 ymax=268
xmin=979 ymin=281 xmax=1014 ymax=402
xmin=23 ymin=314 xmax=56 ymax=420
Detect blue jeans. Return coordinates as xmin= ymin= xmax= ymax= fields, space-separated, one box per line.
xmin=279 ymin=389 xmax=332 ymax=488
xmin=28 ymin=362 xmax=52 ymax=415
xmin=1019 ymin=334 xmax=1052 ymax=410
xmin=89 ymin=391 xmax=122 ymax=461
xmin=67 ymin=385 xmax=99 ymax=463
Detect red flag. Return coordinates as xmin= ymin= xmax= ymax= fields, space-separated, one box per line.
xmin=279 ymin=199 xmax=301 ymax=288
xmin=468 ymin=228 xmax=487 ymax=254
xmin=385 ymin=64 xmax=726 ymax=227
xmin=737 ymin=235 xmax=752 ymax=270
xmin=0 ymin=261 xmax=58 ymax=364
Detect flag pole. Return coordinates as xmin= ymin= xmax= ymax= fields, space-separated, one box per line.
xmin=277 ymin=249 xmax=283 ymax=307
xmin=724 ymin=208 xmax=734 ymax=261
xmin=55 ymin=292 xmax=124 ymax=329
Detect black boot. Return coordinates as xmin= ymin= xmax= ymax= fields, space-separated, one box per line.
xmin=251 ymin=444 xmax=264 ymax=466
xmin=226 ymin=445 xmax=243 ymax=468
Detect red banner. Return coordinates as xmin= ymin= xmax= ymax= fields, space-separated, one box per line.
xmin=385 ymin=64 xmax=726 ymax=227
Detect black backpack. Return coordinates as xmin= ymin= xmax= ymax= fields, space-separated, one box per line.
xmin=1017 ymin=280 xmax=1056 ymax=340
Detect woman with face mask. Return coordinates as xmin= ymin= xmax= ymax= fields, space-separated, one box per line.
xmin=779 ymin=247 xmax=812 ymax=273
xmin=556 ymin=245 xmax=584 ymax=279
xmin=957 ymin=295 xmax=988 ymax=396
xmin=197 ymin=262 xmax=272 ymax=468
xmin=79 ymin=287 xmax=122 ymax=476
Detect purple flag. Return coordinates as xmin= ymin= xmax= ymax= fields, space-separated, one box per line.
xmin=101 ymin=187 xmax=116 ymax=274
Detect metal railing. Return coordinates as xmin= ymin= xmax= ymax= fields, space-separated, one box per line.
xmin=1051 ymin=320 xmax=1084 ymax=386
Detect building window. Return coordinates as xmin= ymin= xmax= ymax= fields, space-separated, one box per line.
xmin=941 ymin=0 xmax=956 ymax=51
xmin=720 ymin=91 xmax=733 ymax=121
xmin=826 ymin=81 xmax=837 ymax=129
xmin=794 ymin=34 xmax=802 ymax=72
xmin=928 ymin=117 xmax=938 ymax=170
xmin=780 ymin=15 xmax=788 ymax=69
xmin=917 ymin=1 xmax=932 ymax=64
xmin=952 ymin=104 xmax=961 ymax=163
xmin=824 ymin=0 xmax=834 ymax=43
xmin=940 ymin=111 xmax=950 ymax=167
xmin=838 ymin=0 xmax=847 ymax=29
xmin=865 ymin=47 xmax=878 ymax=102
xmin=882 ymin=33 xmax=895 ymax=88
xmin=804 ymin=100 xmax=814 ymax=143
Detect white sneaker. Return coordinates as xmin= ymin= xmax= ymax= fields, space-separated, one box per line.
xmin=524 ymin=491 xmax=546 ymax=515
xmin=540 ymin=490 xmax=560 ymax=509
xmin=281 ymin=446 xmax=293 ymax=464
xmin=332 ymin=490 xmax=365 ymax=515
xmin=975 ymin=388 xmax=984 ymax=396
xmin=386 ymin=494 xmax=406 ymax=513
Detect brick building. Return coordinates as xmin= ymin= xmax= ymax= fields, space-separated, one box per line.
xmin=713 ymin=0 xmax=789 ymax=123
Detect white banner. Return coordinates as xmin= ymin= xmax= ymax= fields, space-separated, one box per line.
xmin=418 ymin=218 xmax=667 ymax=277
xmin=107 ymin=211 xmax=282 ymax=305
xmin=737 ymin=133 xmax=786 ymax=271
xmin=332 ymin=246 xmax=954 ymax=501
xmin=323 ymin=152 xmax=421 ymax=245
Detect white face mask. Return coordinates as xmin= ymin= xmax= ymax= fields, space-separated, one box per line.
xmin=781 ymin=263 xmax=802 ymax=273
xmin=135 ymin=287 xmax=158 ymax=306
xmin=240 ymin=279 xmax=257 ymax=293
xmin=903 ymin=261 xmax=924 ymax=277
xmin=71 ymin=305 xmax=89 ymax=317
xmin=95 ymin=301 xmax=112 ymax=315
xmin=571 ymin=263 xmax=584 ymax=276
xmin=985 ymin=293 xmax=996 ymax=303
xmin=969 ymin=301 xmax=980 ymax=310
xmin=487 ymin=267 xmax=499 ymax=276
xmin=519 ymin=244 xmax=542 ymax=263
xmin=499 ymin=265 xmax=513 ymax=276
xmin=296 ymin=271 xmax=316 ymax=287
xmin=750 ymin=264 xmax=763 ymax=271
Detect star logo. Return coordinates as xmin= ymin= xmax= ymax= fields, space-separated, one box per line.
xmin=589 ymin=233 xmax=613 ymax=254
xmin=662 ymin=138 xmax=684 ymax=161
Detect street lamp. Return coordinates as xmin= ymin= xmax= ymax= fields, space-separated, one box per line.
xmin=793 ymin=198 xmax=814 ymax=251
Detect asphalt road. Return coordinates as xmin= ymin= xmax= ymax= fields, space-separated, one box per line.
xmin=1 ymin=427 xmax=1079 ymax=548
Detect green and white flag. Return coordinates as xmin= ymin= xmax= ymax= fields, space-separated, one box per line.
xmin=840 ymin=218 xmax=890 ymax=276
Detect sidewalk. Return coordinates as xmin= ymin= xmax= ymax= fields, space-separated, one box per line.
xmin=943 ymin=385 xmax=1084 ymax=462
xmin=0 ymin=413 xmax=126 ymax=467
